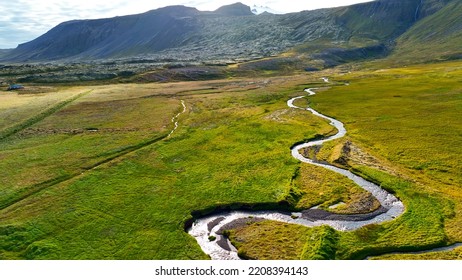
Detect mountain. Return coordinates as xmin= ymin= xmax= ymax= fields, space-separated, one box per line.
xmin=251 ymin=5 xmax=282 ymax=15
xmin=389 ymin=0 xmax=462 ymax=63
xmin=3 ymin=6 xmax=203 ymax=61
xmin=0 ymin=49 xmax=11 ymax=59
xmin=215 ymin=2 xmax=254 ymax=16
xmin=1 ymin=0 xmax=460 ymax=65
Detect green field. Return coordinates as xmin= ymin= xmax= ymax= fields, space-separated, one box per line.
xmin=228 ymin=61 xmax=462 ymax=259
xmin=0 ymin=61 xmax=461 ymax=259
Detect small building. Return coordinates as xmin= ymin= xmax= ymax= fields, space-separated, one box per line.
xmin=7 ymin=84 xmax=24 ymax=91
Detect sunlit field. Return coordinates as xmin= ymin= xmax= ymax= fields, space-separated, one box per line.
xmin=1 ymin=61 xmax=461 ymax=259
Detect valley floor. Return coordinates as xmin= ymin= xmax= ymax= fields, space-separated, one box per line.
xmin=0 ymin=60 xmax=461 ymax=260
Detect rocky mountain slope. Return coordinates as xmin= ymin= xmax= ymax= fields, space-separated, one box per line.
xmin=1 ymin=0 xmax=460 ymax=65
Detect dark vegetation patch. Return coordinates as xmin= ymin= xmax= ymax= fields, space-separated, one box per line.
xmin=312 ymin=44 xmax=390 ymax=67
xmin=236 ymin=57 xmax=304 ymax=72
xmin=136 ymin=66 xmax=227 ymax=82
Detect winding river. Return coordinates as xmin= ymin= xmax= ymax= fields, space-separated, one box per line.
xmin=187 ymin=84 xmax=407 ymax=260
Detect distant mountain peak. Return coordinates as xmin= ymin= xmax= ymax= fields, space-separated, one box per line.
xmin=215 ymin=2 xmax=254 ymax=16
xmin=251 ymin=4 xmax=283 ymax=15
xmin=147 ymin=5 xmax=200 ymax=17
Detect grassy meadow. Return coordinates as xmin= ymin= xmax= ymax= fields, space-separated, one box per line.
xmin=0 ymin=60 xmax=461 ymax=259
xmin=227 ymin=61 xmax=462 ymax=259
xmin=0 ymin=76 xmax=334 ymax=259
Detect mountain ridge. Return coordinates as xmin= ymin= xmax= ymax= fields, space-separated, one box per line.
xmin=214 ymin=2 xmax=255 ymax=16
xmin=1 ymin=0 xmax=460 ymax=66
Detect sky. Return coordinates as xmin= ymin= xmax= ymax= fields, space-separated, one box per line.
xmin=0 ymin=0 xmax=373 ymax=49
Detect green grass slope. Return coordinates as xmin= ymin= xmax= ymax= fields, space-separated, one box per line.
xmin=333 ymin=0 xmax=421 ymax=42
xmin=388 ymin=0 xmax=462 ymax=64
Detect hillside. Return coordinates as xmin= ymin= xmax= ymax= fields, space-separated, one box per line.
xmin=1 ymin=0 xmax=460 ymax=66
xmin=214 ymin=2 xmax=255 ymax=16
xmin=389 ymin=0 xmax=462 ymax=64
xmin=3 ymin=6 xmax=203 ymax=61
xmin=0 ymin=49 xmax=11 ymax=58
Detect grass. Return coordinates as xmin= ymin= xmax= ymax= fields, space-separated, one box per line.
xmin=227 ymin=221 xmax=339 ymax=260
xmin=369 ymin=247 xmax=462 ymax=260
xmin=0 ymin=60 xmax=461 ymax=260
xmin=226 ymin=220 xmax=328 ymax=260
xmin=294 ymin=164 xmax=381 ymax=214
xmin=0 ymin=76 xmax=337 ymax=259
xmin=0 ymin=90 xmax=92 ymax=140
xmin=0 ymin=85 xmax=181 ymax=211
xmin=384 ymin=1 xmax=462 ymax=66
xmin=0 ymin=87 xmax=83 ymax=132
xmin=227 ymin=60 xmax=462 ymax=259
xmin=336 ymin=167 xmax=452 ymax=259
xmin=312 ymin=61 xmax=462 ymax=243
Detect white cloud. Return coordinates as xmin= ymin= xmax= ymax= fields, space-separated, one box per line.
xmin=0 ymin=0 xmax=373 ymax=49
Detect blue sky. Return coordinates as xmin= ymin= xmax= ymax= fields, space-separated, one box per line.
xmin=0 ymin=0 xmax=373 ymax=49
